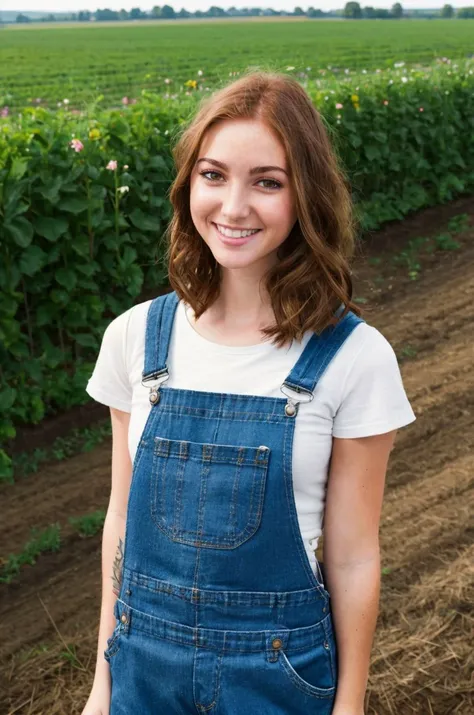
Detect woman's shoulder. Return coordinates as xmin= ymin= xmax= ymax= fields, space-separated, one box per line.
xmin=322 ymin=318 xmax=401 ymax=390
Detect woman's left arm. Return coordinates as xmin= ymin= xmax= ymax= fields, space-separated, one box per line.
xmin=323 ymin=429 xmax=398 ymax=715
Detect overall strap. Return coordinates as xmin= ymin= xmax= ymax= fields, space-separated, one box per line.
xmin=283 ymin=310 xmax=365 ymax=398
xmin=142 ymin=291 xmax=179 ymax=382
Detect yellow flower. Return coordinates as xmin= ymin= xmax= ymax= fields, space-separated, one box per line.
xmin=351 ymin=94 xmax=359 ymax=103
xmin=185 ymin=79 xmax=198 ymax=89
xmin=89 ymin=128 xmax=101 ymax=141
xmin=353 ymin=102 xmax=360 ymax=111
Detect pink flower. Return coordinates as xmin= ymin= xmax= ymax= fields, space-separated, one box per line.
xmin=106 ymin=160 xmax=118 ymax=171
xmin=122 ymin=96 xmax=129 ymax=105
xmin=335 ymin=103 xmax=343 ymax=109
xmin=419 ymin=107 xmax=424 ymax=112
xmin=1 ymin=106 xmax=9 ymax=118
xmin=383 ymin=100 xmax=389 ymax=106
xmin=70 ymin=138 xmax=84 ymax=153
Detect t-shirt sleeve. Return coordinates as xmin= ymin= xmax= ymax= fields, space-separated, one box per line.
xmin=85 ymin=307 xmax=134 ymax=412
xmin=332 ymin=325 xmax=416 ymax=438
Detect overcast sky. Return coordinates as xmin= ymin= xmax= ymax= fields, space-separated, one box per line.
xmin=6 ymin=1 xmax=474 ymax=14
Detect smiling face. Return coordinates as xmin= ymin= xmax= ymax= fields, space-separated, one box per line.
xmin=189 ymin=118 xmax=298 ymax=276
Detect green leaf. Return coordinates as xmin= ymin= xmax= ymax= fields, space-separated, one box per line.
xmin=148 ymin=155 xmax=168 ymax=171
xmin=38 ymin=176 xmax=63 ymax=204
xmin=364 ymin=145 xmax=381 ymax=162
xmin=121 ymin=245 xmax=137 ymax=268
xmin=4 ymin=217 xmax=34 ymax=247
xmin=58 ymin=197 xmax=89 ymax=214
xmin=36 ymin=304 xmax=54 ymax=327
xmin=129 ymin=208 xmax=160 ymax=233
xmin=34 ymin=216 xmax=69 ymax=242
xmin=55 ymin=268 xmax=77 ymax=290
xmin=50 ymin=288 xmax=70 ymax=305
xmin=348 ymin=134 xmax=362 ymax=149
xmin=6 ymin=201 xmax=29 ymax=221
xmin=87 ymin=166 xmax=100 ymax=180
xmin=126 ymin=264 xmax=144 ymax=296
xmin=74 ymin=333 xmax=98 ymax=348
xmin=9 ymin=159 xmax=28 ymax=181
xmin=0 ymin=387 xmax=17 ymax=411
xmin=19 ymin=245 xmax=47 ymax=276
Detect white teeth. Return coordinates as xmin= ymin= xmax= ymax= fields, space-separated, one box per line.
xmin=215 ymin=224 xmax=260 ymax=238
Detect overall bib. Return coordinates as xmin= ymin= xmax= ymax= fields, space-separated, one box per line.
xmin=105 ymin=291 xmax=364 ymax=714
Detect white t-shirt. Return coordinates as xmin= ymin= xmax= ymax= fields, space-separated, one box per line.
xmin=86 ymin=298 xmax=416 ymax=574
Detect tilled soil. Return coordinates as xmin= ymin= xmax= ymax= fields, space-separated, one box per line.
xmin=1 ymin=194 xmax=473 ymax=715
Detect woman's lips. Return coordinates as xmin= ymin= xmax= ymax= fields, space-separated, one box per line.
xmin=212 ymin=223 xmax=262 ymax=246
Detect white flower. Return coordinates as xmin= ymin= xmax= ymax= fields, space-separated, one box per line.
xmin=63 ymin=98 xmax=70 ymax=105
xmin=197 ymin=69 xmax=203 ymax=76
xmin=401 ymin=77 xmax=408 ymax=83
xmin=117 ymin=186 xmax=129 ymax=195
xmin=123 ymin=164 xmax=129 ymax=170
xmin=286 ymin=66 xmax=295 ymax=71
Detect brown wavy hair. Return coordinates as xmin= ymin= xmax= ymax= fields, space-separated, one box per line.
xmin=164 ymin=69 xmax=363 ymax=348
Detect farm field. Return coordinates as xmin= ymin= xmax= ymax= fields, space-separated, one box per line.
xmin=0 ymin=194 xmax=473 ymax=714
xmin=1 ymin=18 xmax=474 ymax=110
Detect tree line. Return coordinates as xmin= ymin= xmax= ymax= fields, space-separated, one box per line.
xmin=13 ymin=4 xmax=474 ymax=24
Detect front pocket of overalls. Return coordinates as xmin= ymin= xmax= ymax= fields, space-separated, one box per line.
xmin=103 ymin=621 xmax=124 ymax=662
xmin=278 ymin=641 xmax=336 ymax=699
xmin=150 ymin=437 xmax=270 ymax=548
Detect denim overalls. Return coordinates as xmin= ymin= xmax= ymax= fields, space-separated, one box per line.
xmin=104 ymin=290 xmax=364 ymax=714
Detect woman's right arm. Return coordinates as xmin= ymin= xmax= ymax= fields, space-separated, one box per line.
xmin=82 ymin=407 xmax=133 ymax=714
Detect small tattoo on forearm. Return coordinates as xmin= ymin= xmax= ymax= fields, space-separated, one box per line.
xmin=112 ymin=537 xmax=124 ymax=596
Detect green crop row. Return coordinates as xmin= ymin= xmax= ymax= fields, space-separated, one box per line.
xmin=2 ymin=19 xmax=474 ymax=111
xmin=0 ymin=59 xmax=473 ymax=481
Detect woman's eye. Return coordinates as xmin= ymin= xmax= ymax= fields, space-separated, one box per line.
xmin=199 ymin=170 xmax=281 ymax=190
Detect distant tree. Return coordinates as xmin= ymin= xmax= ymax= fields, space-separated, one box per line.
xmin=440 ymin=4 xmax=454 ymax=17
xmin=363 ymin=6 xmax=376 ymax=18
xmin=177 ymin=7 xmax=191 ymax=17
xmin=151 ymin=6 xmax=161 ymax=17
xmin=293 ymin=6 xmax=305 ymax=15
xmin=161 ymin=4 xmax=176 ymax=18
xmin=16 ymin=13 xmax=31 ymax=22
xmin=95 ymin=8 xmax=120 ymax=21
xmin=119 ymin=9 xmax=129 ymax=19
xmin=344 ymin=2 xmax=362 ymax=19
xmin=208 ymin=6 xmax=226 ymax=16
xmin=130 ymin=7 xmax=144 ymax=19
xmin=391 ymin=2 xmax=403 ymax=18
xmin=78 ymin=10 xmax=91 ymax=21
xmin=457 ymin=7 xmax=474 ymax=18
xmin=307 ymin=7 xmax=325 ymax=17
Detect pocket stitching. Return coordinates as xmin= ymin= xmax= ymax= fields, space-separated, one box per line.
xmin=150 ymin=439 xmax=269 ymax=549
xmin=279 ymin=648 xmax=336 ymax=699
xmin=104 ymin=626 xmax=123 ymax=661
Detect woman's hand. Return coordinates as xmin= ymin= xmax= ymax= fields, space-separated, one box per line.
xmin=80 ymin=677 xmax=111 ymax=715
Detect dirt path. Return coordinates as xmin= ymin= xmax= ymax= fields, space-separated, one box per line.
xmin=1 ymin=195 xmax=473 ymax=714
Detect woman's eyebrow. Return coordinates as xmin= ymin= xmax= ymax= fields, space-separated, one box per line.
xmin=196 ymin=157 xmax=288 ymax=176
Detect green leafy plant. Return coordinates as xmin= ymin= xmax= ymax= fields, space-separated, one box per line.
xmin=0 ymin=524 xmax=61 ymax=584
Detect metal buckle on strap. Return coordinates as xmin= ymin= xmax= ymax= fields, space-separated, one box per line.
xmin=141 ymin=370 xmax=170 ymax=406
xmin=280 ymin=382 xmax=314 ymax=418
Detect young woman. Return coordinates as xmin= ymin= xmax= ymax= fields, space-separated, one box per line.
xmin=82 ymin=71 xmax=416 ymax=715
